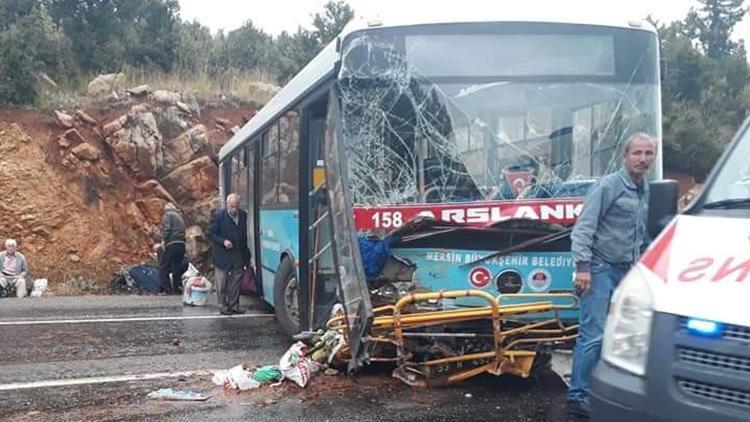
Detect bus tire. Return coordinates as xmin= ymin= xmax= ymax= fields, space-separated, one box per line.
xmin=273 ymin=257 xmax=300 ymax=337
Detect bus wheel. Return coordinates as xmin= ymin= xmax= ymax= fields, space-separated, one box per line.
xmin=273 ymin=257 xmax=300 ymax=337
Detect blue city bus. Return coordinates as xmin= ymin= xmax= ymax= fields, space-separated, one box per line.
xmin=218 ymin=12 xmax=663 ymax=377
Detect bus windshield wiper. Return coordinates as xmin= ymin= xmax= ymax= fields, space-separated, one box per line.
xmin=703 ymin=197 xmax=750 ymax=209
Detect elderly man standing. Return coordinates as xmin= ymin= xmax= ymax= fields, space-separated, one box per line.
xmin=567 ymin=133 xmax=657 ymax=417
xmin=0 ymin=239 xmax=29 ymax=297
xmin=157 ymin=203 xmax=187 ymax=294
xmin=207 ymin=193 xmax=250 ymax=315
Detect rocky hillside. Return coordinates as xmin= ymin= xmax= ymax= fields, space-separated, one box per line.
xmin=0 ymin=85 xmax=257 ymax=290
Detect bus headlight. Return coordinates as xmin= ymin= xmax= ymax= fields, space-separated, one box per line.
xmin=601 ymin=266 xmax=654 ymax=376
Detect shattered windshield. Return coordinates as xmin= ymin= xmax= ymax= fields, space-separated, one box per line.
xmin=338 ymin=24 xmax=659 ymax=206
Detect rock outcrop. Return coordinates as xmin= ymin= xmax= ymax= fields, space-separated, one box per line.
xmin=88 ymin=73 xmax=126 ymax=97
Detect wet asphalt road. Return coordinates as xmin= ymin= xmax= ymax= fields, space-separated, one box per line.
xmin=0 ymin=295 xmax=575 ymax=421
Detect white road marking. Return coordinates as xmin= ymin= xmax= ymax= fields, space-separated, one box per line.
xmin=0 ymin=370 xmax=222 ymax=391
xmin=0 ymin=313 xmax=274 ymax=326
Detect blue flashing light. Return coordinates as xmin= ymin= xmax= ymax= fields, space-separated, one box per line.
xmin=686 ymin=318 xmax=724 ymax=337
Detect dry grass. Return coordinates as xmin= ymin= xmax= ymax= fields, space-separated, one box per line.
xmin=37 ymin=66 xmax=279 ymax=109
xmin=125 ymin=66 xmax=280 ymax=104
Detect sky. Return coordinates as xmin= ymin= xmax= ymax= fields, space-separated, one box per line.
xmin=177 ymin=0 xmax=750 ymax=43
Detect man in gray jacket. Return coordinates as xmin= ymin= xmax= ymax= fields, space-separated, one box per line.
xmin=156 ymin=203 xmax=187 ymax=294
xmin=0 ymin=239 xmax=29 ymax=297
xmin=567 ymin=133 xmax=657 ymax=417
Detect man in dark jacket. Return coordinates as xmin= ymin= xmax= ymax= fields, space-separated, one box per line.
xmin=207 ymin=193 xmax=250 ymax=314
xmin=157 ymin=203 xmax=187 ymax=294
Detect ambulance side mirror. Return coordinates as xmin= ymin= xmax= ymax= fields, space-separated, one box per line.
xmin=648 ymin=179 xmax=679 ymax=239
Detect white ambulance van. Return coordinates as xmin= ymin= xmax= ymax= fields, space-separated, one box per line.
xmin=591 ymin=119 xmax=750 ymax=421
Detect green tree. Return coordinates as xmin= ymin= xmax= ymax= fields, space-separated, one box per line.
xmin=0 ymin=0 xmax=37 ymax=27
xmin=174 ymin=20 xmax=214 ymax=74
xmin=46 ymin=0 xmax=180 ymax=72
xmin=273 ymin=27 xmax=318 ymax=83
xmin=690 ymin=0 xmax=746 ymax=58
xmin=311 ymin=0 xmax=354 ymax=46
xmin=659 ymin=0 xmax=750 ymax=179
xmin=270 ymin=0 xmax=354 ymax=84
xmin=0 ymin=3 xmax=75 ymax=105
xmin=223 ymin=20 xmax=274 ymax=72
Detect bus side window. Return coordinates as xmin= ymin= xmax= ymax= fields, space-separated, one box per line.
xmin=279 ymin=110 xmax=300 ymax=204
xmin=234 ymin=147 xmax=249 ymax=209
xmin=261 ymin=126 xmax=280 ymax=205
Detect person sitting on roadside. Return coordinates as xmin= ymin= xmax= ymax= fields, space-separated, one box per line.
xmin=0 ymin=239 xmax=29 ymax=297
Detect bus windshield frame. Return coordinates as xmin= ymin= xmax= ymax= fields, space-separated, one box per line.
xmin=336 ymin=22 xmax=661 ymax=207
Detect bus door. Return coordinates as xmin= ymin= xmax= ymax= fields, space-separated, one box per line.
xmin=230 ymin=143 xmax=262 ymax=294
xmin=300 ymin=93 xmax=341 ymax=332
xmin=246 ymin=142 xmax=262 ymax=295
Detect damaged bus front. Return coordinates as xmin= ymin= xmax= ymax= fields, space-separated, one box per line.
xmin=219 ymin=15 xmax=662 ymax=386
xmin=327 ymin=20 xmax=662 ymax=384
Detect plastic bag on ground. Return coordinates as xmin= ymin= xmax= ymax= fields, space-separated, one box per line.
xmin=253 ymin=365 xmax=282 ymax=383
xmin=182 ymin=263 xmax=200 ymax=282
xmin=183 ymin=277 xmax=212 ymax=306
xmin=212 ymin=365 xmax=260 ymax=390
xmin=147 ymin=388 xmax=209 ymax=401
xmin=30 ymin=279 xmax=48 ymax=297
xmin=279 ymin=341 xmax=319 ymax=388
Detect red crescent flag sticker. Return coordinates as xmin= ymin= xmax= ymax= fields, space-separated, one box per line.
xmin=469 ymin=267 xmax=492 ymax=288
xmin=504 ymin=170 xmax=532 ymax=196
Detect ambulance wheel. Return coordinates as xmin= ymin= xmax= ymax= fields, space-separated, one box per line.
xmin=273 ymin=257 xmax=300 ymax=337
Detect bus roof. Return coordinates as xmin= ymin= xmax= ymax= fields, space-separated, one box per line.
xmin=219 ymin=14 xmax=655 ymax=160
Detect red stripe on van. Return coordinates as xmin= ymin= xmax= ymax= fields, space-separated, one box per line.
xmin=641 ymin=220 xmax=678 ymax=283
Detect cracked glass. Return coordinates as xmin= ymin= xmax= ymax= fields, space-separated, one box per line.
xmin=337 ymin=24 xmax=660 ymax=207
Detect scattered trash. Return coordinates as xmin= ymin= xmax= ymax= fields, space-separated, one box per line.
xmin=182 ymin=277 xmax=211 ymax=306
xmin=181 ymin=263 xmax=200 ymax=282
xmin=308 ymin=330 xmax=346 ymax=366
xmin=171 ymin=337 xmax=181 ymax=346
xmin=110 ymin=263 xmax=160 ymax=294
xmin=212 ymin=365 xmax=260 ymax=390
xmin=464 ymin=393 xmax=473 ymax=399
xmin=30 ymin=279 xmax=47 ymax=297
xmin=147 ymin=388 xmax=209 ymax=401
xmin=323 ymin=368 xmax=339 ymax=376
xmin=253 ymin=365 xmax=282 ymax=384
xmin=279 ymin=341 xmax=318 ymax=388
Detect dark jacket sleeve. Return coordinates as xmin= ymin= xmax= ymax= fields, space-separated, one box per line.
xmin=161 ymin=213 xmax=174 ymax=243
xmin=207 ymin=211 xmax=224 ymax=247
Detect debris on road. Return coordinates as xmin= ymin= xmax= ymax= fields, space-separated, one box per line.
xmin=182 ymin=276 xmax=211 ymax=306
xmin=307 ymin=330 xmax=346 ymax=366
xmin=30 ymin=279 xmax=48 ymax=297
xmin=279 ymin=341 xmax=318 ymax=388
xmin=213 ymin=365 xmax=261 ymax=390
xmin=110 ymin=264 xmax=161 ymax=294
xmin=147 ymin=388 xmax=210 ymax=401
xmin=253 ymin=365 xmax=282 ymax=384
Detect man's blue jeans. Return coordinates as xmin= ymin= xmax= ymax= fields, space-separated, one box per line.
xmin=568 ymin=259 xmax=630 ymax=403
